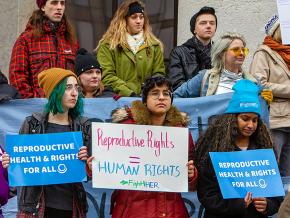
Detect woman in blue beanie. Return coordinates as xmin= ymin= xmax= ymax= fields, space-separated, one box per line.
xmin=195 ymin=79 xmax=282 ymax=218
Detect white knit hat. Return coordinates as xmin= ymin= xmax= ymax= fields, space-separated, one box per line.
xmin=265 ymin=15 xmax=280 ymax=36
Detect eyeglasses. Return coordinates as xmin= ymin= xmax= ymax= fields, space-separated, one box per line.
xmin=148 ymin=90 xmax=172 ymax=100
xmin=228 ymin=47 xmax=249 ymax=56
xmin=65 ymin=84 xmax=82 ymax=92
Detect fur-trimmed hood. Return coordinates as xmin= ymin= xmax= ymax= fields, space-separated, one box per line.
xmin=111 ymin=100 xmax=190 ymax=126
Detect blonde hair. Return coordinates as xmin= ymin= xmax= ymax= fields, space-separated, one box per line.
xmin=272 ymin=25 xmax=282 ymax=43
xmin=96 ymin=0 xmax=163 ymax=51
xmin=211 ymin=32 xmax=246 ymax=74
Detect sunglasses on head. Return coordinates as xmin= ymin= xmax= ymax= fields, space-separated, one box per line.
xmin=228 ymin=47 xmax=249 ymax=56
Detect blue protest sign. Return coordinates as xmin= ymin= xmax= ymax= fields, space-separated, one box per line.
xmin=209 ymin=149 xmax=285 ymax=199
xmin=6 ymin=131 xmax=87 ymax=186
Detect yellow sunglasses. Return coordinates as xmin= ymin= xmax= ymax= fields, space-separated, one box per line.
xmin=228 ymin=47 xmax=249 ymax=56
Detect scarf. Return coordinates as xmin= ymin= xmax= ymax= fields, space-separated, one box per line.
xmin=184 ymin=36 xmax=212 ymax=69
xmin=264 ymin=36 xmax=290 ymax=70
xmin=126 ymin=31 xmax=145 ymax=54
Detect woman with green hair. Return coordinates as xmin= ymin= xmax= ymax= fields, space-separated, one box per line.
xmin=2 ymin=68 xmax=91 ymax=218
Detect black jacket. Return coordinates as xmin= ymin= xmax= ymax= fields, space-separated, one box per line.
xmin=95 ymin=86 xmax=115 ymax=98
xmin=17 ymin=112 xmax=91 ymax=215
xmin=167 ymin=36 xmax=212 ymax=90
xmin=197 ymin=144 xmax=282 ymax=218
xmin=0 ymin=71 xmax=21 ymax=102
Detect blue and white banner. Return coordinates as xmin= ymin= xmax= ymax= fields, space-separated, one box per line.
xmin=6 ymin=131 xmax=86 ymax=186
xmin=0 ymin=95 xmax=270 ymax=217
xmin=0 ymin=94 xmax=269 ymax=148
xmin=209 ymin=149 xmax=285 ymax=199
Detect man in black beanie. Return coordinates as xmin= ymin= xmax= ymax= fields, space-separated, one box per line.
xmin=167 ymin=6 xmax=217 ymax=91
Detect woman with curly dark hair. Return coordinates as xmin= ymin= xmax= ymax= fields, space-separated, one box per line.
xmin=87 ymin=75 xmax=197 ymax=218
xmin=196 ymin=79 xmax=282 ymax=218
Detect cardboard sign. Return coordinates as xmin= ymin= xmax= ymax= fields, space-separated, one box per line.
xmin=91 ymin=122 xmax=189 ymax=192
xmin=6 ymin=131 xmax=86 ymax=186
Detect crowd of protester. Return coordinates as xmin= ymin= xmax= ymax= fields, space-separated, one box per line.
xmin=1 ymin=0 xmax=290 ymax=217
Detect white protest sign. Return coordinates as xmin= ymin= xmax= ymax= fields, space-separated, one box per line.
xmin=277 ymin=0 xmax=290 ymax=44
xmin=91 ymin=122 xmax=188 ymax=192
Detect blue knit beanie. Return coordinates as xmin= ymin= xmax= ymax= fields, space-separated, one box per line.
xmin=225 ymin=79 xmax=261 ymax=116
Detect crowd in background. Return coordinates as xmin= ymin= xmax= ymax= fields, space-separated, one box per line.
xmin=1 ymin=0 xmax=290 ymax=217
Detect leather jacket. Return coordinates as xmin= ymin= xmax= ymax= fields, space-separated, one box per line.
xmin=167 ymin=36 xmax=212 ymax=91
xmin=17 ymin=112 xmax=90 ymax=215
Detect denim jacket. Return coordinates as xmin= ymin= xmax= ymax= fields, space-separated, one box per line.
xmin=173 ymin=69 xmax=257 ymax=98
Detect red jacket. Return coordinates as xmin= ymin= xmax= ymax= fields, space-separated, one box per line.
xmin=109 ymin=101 xmax=198 ymax=218
xmin=9 ymin=18 xmax=78 ymax=98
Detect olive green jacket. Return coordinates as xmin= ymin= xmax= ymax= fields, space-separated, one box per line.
xmin=97 ymin=40 xmax=165 ymax=96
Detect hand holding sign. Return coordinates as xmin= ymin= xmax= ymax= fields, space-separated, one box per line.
xmin=1 ymin=152 xmax=9 ymax=168
xmin=187 ymin=160 xmax=195 ymax=179
xmin=78 ymin=146 xmax=88 ymax=161
xmin=253 ymin=197 xmax=267 ymax=214
xmin=87 ymin=156 xmax=94 ymax=171
xmin=244 ymin=192 xmax=252 ymax=208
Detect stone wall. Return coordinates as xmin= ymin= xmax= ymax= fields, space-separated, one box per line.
xmin=0 ymin=0 xmax=35 ymax=76
xmin=178 ymin=0 xmax=277 ymax=69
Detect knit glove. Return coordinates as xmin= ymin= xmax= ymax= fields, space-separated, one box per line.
xmin=130 ymin=92 xmax=137 ymax=97
xmin=113 ymin=94 xmax=122 ymax=101
xmin=261 ymin=89 xmax=273 ymax=104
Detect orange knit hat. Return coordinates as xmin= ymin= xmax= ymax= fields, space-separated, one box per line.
xmin=38 ymin=68 xmax=77 ymax=98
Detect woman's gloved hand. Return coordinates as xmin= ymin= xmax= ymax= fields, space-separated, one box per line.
xmin=261 ymin=89 xmax=273 ymax=104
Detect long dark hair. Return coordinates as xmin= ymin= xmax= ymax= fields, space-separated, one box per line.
xmin=28 ymin=10 xmax=77 ymax=45
xmin=195 ymin=114 xmax=273 ymax=167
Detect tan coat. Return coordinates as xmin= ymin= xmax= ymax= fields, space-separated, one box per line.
xmin=250 ymin=44 xmax=290 ymax=129
xmin=278 ymin=192 xmax=290 ymax=218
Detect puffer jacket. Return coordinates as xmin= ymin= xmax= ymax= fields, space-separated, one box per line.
xmin=250 ymin=44 xmax=290 ymax=129
xmin=9 ymin=18 xmax=78 ymax=98
xmin=167 ymin=36 xmax=212 ymax=91
xmin=17 ymin=112 xmax=90 ymax=218
xmin=97 ymin=40 xmax=165 ymax=97
xmin=109 ymin=100 xmax=198 ymax=218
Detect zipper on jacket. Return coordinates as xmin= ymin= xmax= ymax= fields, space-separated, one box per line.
xmin=52 ymin=33 xmax=58 ymax=64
